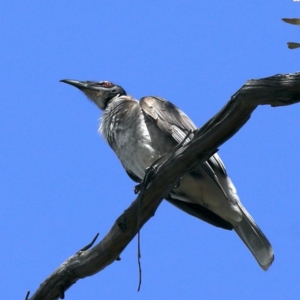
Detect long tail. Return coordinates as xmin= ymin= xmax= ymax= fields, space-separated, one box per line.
xmin=234 ymin=203 xmax=274 ymax=271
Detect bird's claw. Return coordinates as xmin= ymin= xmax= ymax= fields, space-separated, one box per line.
xmin=174 ymin=177 xmax=182 ymax=188
xmin=134 ymin=183 xmax=143 ymax=194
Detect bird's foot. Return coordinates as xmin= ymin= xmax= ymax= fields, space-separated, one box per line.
xmin=174 ymin=177 xmax=182 ymax=188
xmin=134 ymin=183 xmax=143 ymax=194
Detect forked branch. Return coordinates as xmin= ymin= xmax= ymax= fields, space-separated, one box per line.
xmin=27 ymin=72 xmax=300 ymax=300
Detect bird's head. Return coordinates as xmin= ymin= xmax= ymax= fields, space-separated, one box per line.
xmin=60 ymin=79 xmax=126 ymax=110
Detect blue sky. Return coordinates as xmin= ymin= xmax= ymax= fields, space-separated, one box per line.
xmin=1 ymin=1 xmax=300 ymax=299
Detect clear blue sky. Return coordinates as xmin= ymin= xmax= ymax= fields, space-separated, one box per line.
xmin=1 ymin=1 xmax=300 ymax=299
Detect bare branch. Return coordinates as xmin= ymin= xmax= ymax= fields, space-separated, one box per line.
xmin=28 ymin=72 xmax=300 ymax=300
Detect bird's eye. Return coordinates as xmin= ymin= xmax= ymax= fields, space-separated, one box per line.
xmin=99 ymin=81 xmax=113 ymax=88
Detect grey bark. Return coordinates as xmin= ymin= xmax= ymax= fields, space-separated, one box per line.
xmin=27 ymin=73 xmax=300 ymax=300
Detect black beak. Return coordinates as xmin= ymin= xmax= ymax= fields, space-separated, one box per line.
xmin=60 ymin=79 xmax=99 ymax=91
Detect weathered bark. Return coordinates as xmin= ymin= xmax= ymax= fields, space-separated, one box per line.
xmin=27 ymin=73 xmax=300 ymax=300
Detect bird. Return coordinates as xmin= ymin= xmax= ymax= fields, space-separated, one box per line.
xmin=60 ymin=79 xmax=274 ymax=270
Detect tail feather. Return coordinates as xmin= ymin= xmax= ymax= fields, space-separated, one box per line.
xmin=234 ymin=203 xmax=274 ymax=271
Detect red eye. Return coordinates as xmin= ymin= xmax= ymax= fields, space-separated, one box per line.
xmin=100 ymin=81 xmax=113 ymax=88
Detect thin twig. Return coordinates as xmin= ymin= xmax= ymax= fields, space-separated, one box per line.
xmin=25 ymin=291 xmax=30 ymax=300
xmin=78 ymin=233 xmax=99 ymax=252
xmin=137 ymin=179 xmax=143 ymax=291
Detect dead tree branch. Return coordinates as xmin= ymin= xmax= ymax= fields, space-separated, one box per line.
xmin=27 ymin=73 xmax=300 ymax=300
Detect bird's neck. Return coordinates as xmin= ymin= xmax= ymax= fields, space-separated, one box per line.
xmin=99 ymin=95 xmax=138 ymax=147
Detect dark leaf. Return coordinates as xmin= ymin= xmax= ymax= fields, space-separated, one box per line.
xmin=287 ymin=42 xmax=300 ymax=49
xmin=282 ymin=18 xmax=300 ymax=26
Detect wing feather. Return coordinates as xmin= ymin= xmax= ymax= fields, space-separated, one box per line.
xmin=139 ymin=96 xmax=231 ymax=228
xmin=140 ymin=96 xmax=196 ymax=143
xmin=140 ymin=96 xmax=227 ymax=184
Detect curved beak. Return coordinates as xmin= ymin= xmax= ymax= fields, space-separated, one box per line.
xmin=60 ymin=79 xmax=99 ymax=91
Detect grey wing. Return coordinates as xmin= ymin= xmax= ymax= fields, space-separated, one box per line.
xmin=207 ymin=153 xmax=227 ymax=176
xmin=139 ymin=96 xmax=232 ymax=230
xmin=140 ymin=96 xmax=197 ymax=143
xmin=140 ymin=97 xmax=225 ymax=172
xmin=140 ymin=96 xmax=227 ymax=192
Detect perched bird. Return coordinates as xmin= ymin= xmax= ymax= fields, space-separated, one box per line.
xmin=61 ymin=79 xmax=274 ymax=270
